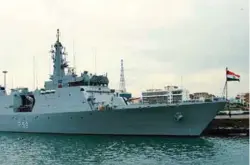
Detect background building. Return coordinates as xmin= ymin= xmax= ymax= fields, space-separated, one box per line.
xmin=235 ymin=92 xmax=249 ymax=109
xmin=190 ymin=92 xmax=215 ymax=101
xmin=141 ymin=85 xmax=190 ymax=104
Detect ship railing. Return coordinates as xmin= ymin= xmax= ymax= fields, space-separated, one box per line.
xmin=181 ymin=97 xmax=226 ymax=103
xmin=182 ymin=99 xmax=204 ymax=103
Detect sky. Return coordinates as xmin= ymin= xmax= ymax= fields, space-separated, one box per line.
xmin=0 ymin=0 xmax=248 ymax=97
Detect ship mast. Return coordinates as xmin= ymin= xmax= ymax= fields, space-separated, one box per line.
xmin=50 ymin=29 xmax=68 ymax=88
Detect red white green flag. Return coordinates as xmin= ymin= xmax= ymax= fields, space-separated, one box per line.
xmin=226 ymin=69 xmax=240 ymax=82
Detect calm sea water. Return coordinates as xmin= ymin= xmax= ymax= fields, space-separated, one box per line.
xmin=0 ymin=133 xmax=248 ymax=165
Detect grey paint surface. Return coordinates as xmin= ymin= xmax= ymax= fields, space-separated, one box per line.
xmin=0 ymin=102 xmax=226 ymax=136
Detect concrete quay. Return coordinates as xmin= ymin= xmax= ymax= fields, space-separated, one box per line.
xmin=202 ymin=114 xmax=249 ymax=137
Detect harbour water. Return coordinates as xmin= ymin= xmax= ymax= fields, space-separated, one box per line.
xmin=0 ymin=133 xmax=248 ymax=165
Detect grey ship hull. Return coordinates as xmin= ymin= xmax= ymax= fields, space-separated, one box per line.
xmin=0 ymin=102 xmax=225 ymax=136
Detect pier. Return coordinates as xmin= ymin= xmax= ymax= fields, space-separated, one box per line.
xmin=202 ymin=114 xmax=249 ymax=136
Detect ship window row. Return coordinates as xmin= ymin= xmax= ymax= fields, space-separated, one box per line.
xmin=142 ymin=95 xmax=183 ymax=104
xmin=142 ymin=91 xmax=183 ymax=96
xmin=172 ymin=91 xmax=182 ymax=94
xmin=142 ymin=95 xmax=169 ymax=98
xmin=172 ymin=95 xmax=183 ymax=103
xmin=142 ymin=91 xmax=168 ymax=96
xmin=143 ymin=96 xmax=169 ymax=104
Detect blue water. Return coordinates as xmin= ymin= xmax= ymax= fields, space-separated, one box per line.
xmin=0 ymin=133 xmax=248 ymax=165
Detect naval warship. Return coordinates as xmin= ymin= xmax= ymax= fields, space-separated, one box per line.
xmin=0 ymin=29 xmax=226 ymax=136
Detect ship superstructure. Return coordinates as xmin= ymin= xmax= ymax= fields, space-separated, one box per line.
xmin=0 ymin=29 xmax=226 ymax=137
xmin=44 ymin=29 xmax=109 ymax=90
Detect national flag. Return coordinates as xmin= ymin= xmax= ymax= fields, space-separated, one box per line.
xmin=226 ymin=69 xmax=240 ymax=81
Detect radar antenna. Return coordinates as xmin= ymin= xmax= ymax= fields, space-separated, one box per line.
xmin=56 ymin=29 xmax=60 ymax=42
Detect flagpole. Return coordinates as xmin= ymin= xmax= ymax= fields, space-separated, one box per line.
xmin=226 ymin=67 xmax=231 ymax=116
xmin=226 ymin=67 xmax=228 ymax=101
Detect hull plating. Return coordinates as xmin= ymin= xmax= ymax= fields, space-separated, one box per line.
xmin=0 ymin=102 xmax=226 ymax=136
